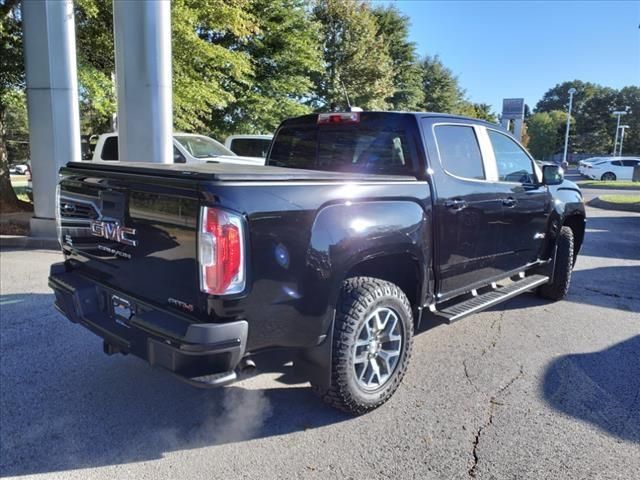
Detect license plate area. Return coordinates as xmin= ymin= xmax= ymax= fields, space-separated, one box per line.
xmin=112 ymin=294 xmax=134 ymax=327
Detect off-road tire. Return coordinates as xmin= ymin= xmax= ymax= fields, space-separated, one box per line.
xmin=538 ymin=226 xmax=574 ymax=301
xmin=312 ymin=277 xmax=414 ymax=415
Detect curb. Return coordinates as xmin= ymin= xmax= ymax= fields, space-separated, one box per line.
xmin=0 ymin=235 xmax=60 ymax=250
xmin=587 ymin=197 xmax=640 ymax=213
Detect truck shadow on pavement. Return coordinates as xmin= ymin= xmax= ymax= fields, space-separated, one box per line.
xmin=0 ymin=293 xmax=349 ymax=477
xmin=579 ymin=214 xmax=640 ymax=261
xmin=542 ymin=335 xmax=640 ymax=444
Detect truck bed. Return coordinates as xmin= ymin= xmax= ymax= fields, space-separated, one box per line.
xmin=66 ymin=161 xmax=417 ymax=182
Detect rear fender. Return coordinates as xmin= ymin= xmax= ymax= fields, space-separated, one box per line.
xmin=296 ymin=200 xmax=429 ymax=390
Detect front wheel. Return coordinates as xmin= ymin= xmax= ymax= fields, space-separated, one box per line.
xmin=601 ymin=172 xmax=617 ymax=181
xmin=313 ymin=277 xmax=414 ymax=415
xmin=538 ymin=226 xmax=574 ymax=301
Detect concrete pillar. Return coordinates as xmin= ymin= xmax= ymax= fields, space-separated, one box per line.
xmin=23 ymin=0 xmax=81 ymax=237
xmin=513 ymin=118 xmax=523 ymax=141
xmin=113 ymin=0 xmax=173 ymax=163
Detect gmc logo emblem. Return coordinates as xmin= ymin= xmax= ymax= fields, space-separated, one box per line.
xmin=90 ymin=220 xmax=138 ymax=247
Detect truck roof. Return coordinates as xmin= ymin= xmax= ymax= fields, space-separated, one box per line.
xmin=279 ymin=111 xmax=503 ymax=130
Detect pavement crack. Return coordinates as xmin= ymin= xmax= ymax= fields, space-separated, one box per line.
xmin=482 ymin=311 xmax=504 ymax=356
xmin=468 ymin=365 xmax=524 ymax=478
xmin=463 ymin=359 xmax=479 ymax=392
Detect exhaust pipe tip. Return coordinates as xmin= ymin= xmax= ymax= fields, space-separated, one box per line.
xmin=238 ymin=358 xmax=257 ymax=376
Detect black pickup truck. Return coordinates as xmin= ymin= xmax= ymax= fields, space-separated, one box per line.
xmin=49 ymin=112 xmax=585 ymax=414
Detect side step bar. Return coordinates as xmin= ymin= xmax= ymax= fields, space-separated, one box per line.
xmin=434 ymin=274 xmax=549 ymax=324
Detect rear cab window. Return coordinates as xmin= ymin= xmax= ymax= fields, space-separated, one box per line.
xmin=230 ymin=139 xmax=271 ymax=158
xmin=433 ymin=125 xmax=485 ymax=180
xmin=267 ymin=113 xmax=418 ymax=176
xmin=101 ymin=136 xmax=119 ymax=161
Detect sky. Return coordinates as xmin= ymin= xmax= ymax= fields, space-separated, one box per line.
xmin=380 ymin=0 xmax=640 ymax=113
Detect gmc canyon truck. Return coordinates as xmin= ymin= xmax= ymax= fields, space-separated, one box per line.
xmin=49 ymin=112 xmax=585 ymax=415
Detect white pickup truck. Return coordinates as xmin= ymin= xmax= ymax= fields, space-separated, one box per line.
xmin=91 ymin=132 xmax=265 ymax=165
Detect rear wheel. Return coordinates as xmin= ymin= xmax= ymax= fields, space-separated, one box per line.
xmin=601 ymin=172 xmax=616 ymax=181
xmin=538 ymin=226 xmax=574 ymax=301
xmin=313 ymin=277 xmax=414 ymax=415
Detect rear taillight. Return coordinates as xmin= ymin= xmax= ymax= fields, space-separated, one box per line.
xmin=198 ymin=206 xmax=245 ymax=295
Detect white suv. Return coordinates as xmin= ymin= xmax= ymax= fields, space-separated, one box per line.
xmin=91 ymin=133 xmax=265 ymax=166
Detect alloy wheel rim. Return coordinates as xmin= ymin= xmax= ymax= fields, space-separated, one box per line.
xmin=352 ymin=307 xmax=403 ymax=391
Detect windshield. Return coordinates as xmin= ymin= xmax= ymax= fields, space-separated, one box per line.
xmin=174 ymin=135 xmax=235 ymax=158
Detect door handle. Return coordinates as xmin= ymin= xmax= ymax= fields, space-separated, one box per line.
xmin=503 ymin=197 xmax=517 ymax=207
xmin=444 ymin=199 xmax=468 ymax=210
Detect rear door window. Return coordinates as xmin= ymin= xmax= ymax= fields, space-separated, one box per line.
xmin=433 ymin=125 xmax=485 ymax=180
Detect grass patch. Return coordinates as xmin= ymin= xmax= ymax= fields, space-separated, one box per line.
xmin=588 ymin=194 xmax=640 ymax=213
xmin=12 ymin=186 xmax=32 ymax=204
xmin=599 ymin=195 xmax=640 ymax=204
xmin=577 ymin=180 xmax=640 ymax=190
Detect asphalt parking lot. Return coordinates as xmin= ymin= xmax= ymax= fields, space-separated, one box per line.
xmin=1 ymin=203 xmax=638 ymax=479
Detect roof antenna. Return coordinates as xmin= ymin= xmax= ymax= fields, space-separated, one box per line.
xmin=339 ymin=80 xmax=362 ymax=113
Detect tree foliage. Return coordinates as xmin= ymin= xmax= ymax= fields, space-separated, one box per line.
xmin=0 ymin=0 xmax=24 ymax=211
xmin=418 ymin=55 xmax=463 ymax=113
xmin=525 ymin=110 xmax=570 ymax=160
xmin=207 ymin=0 xmax=323 ymax=137
xmin=371 ymin=5 xmax=423 ymax=111
xmin=312 ymin=0 xmax=394 ymax=111
xmin=535 ymin=80 xmax=638 ymax=155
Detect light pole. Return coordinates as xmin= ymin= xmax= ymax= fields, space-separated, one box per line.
xmin=612 ymin=110 xmax=628 ymax=155
xmin=563 ymin=88 xmax=577 ymax=166
xmin=618 ymin=125 xmax=630 ymax=156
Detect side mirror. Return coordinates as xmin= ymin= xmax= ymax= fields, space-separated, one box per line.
xmin=173 ymin=153 xmax=186 ymax=164
xmin=542 ymin=164 xmax=564 ymax=185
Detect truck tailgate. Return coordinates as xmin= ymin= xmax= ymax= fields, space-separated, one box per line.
xmin=58 ymin=167 xmax=201 ymax=314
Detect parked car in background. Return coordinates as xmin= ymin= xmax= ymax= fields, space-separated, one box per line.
xmin=224 ymin=134 xmax=273 ymax=158
xmin=578 ymin=157 xmax=606 ymax=176
xmin=91 ymin=133 xmax=265 ymax=166
xmin=582 ymin=157 xmax=640 ymax=181
xmin=25 ymin=162 xmax=32 ymax=201
xmin=9 ymin=164 xmax=28 ymax=175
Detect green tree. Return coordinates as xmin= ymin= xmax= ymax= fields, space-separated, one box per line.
xmin=525 ymin=110 xmax=569 ymax=160
xmin=171 ymin=0 xmax=256 ymax=132
xmin=456 ymin=101 xmax=497 ymax=122
xmin=419 ymin=55 xmax=465 ymax=113
xmin=535 ymin=80 xmax=620 ymax=154
xmin=75 ymin=0 xmax=117 ymax=135
xmin=74 ymin=0 xmax=257 ymax=134
xmin=207 ymin=0 xmax=323 ymax=137
xmin=371 ymin=5 xmax=423 ymax=111
xmin=0 ymin=0 xmax=24 ymax=211
xmin=313 ymin=0 xmax=395 ymax=111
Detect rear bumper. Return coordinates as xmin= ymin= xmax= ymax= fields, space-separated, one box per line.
xmin=48 ymin=262 xmax=247 ymax=387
